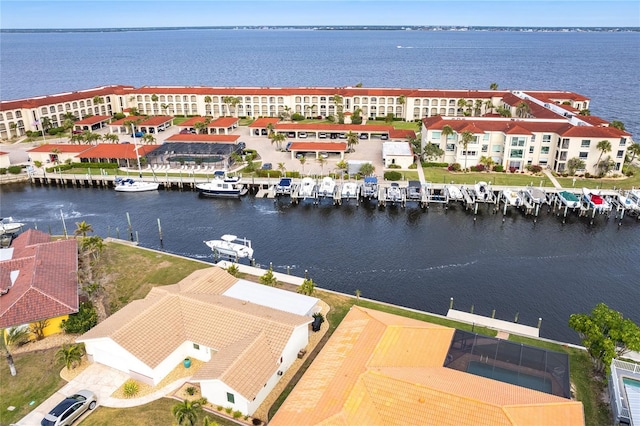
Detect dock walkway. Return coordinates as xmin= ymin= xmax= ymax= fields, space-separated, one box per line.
xmin=446 ymin=309 xmax=540 ymax=337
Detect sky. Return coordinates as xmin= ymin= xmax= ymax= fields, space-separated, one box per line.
xmin=1 ymin=1 xmax=639 ymax=29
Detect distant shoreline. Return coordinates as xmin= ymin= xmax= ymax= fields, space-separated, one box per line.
xmin=2 ymin=25 xmax=639 ymax=34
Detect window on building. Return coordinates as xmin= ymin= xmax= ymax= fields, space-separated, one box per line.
xmin=432 ymin=131 xmax=441 ymax=139
xmin=616 ymin=162 xmax=621 ymax=170
xmin=193 ymin=343 xmax=200 ymax=350
xmin=462 ymin=150 xmax=477 ymax=156
xmin=541 ymin=146 xmax=550 ymax=154
xmin=579 ymin=152 xmax=588 ymax=159
xmin=483 ymin=133 xmax=489 ymax=141
xmin=510 ymin=136 xmax=526 ymax=147
xmin=481 ymin=145 xmax=488 ymax=152
xmin=620 ymin=138 xmax=627 ymax=146
xmin=581 ymin=140 xmax=590 ymax=148
xmin=561 ymin=138 xmax=570 ymax=149
xmin=529 ymin=146 xmax=535 ymax=154
xmin=617 ymin=150 xmax=624 ymax=158
xmin=446 ymin=143 xmax=455 ymax=151
xmin=510 ymin=149 xmax=523 ymax=158
xmin=542 ymin=134 xmax=551 ymax=143
xmin=492 ymin=145 xmax=502 ymax=152
xmin=560 ymin=152 xmax=568 ymax=161
xmin=227 ymin=392 xmax=235 ymax=404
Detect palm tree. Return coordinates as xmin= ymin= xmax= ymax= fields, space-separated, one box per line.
xmin=172 ymin=399 xmax=203 ymax=426
xmin=595 ymin=139 xmax=612 ymax=174
xmin=278 ymin=162 xmax=286 ymax=176
xmin=459 ymin=131 xmax=474 ymax=170
xmin=359 ymin=162 xmax=375 ymax=176
xmin=225 ymin=264 xmax=240 ymax=277
xmin=305 ymin=104 xmax=316 ymax=119
xmin=496 ymin=106 xmax=512 ymax=117
xmin=515 ymin=101 xmax=531 ymax=118
xmin=266 ymin=122 xmax=275 ymax=136
xmin=62 ymin=112 xmax=77 ymax=122
xmin=441 ymin=125 xmax=455 ymax=146
xmin=457 ymin=99 xmax=467 ymax=116
xmin=299 ymin=155 xmax=307 ymax=174
xmin=474 ymin=100 xmax=483 ymax=116
xmin=102 ymin=133 xmax=119 ymax=144
xmin=202 ymin=417 xmax=218 ymax=426
xmin=56 ymin=343 xmax=85 ymax=370
xmin=83 ymin=131 xmax=100 ymax=145
xmin=398 ymin=95 xmax=406 ymax=119
xmin=193 ymin=121 xmax=207 ymax=135
xmin=1 ymin=328 xmax=18 ymax=376
xmin=345 ymin=131 xmax=358 ymax=152
xmin=74 ymin=220 xmax=94 ymax=237
xmin=489 ymin=82 xmax=499 ymax=90
xmin=161 ymin=103 xmax=170 ymax=115
xmin=316 ymin=157 xmax=327 ymax=176
xmin=141 ymin=133 xmax=156 ymax=145
xmin=355 ymin=289 xmax=361 ymax=303
xmin=626 ymin=143 xmax=640 ymax=163
xmin=610 ymin=120 xmax=626 ymax=131
xmin=484 ymin=99 xmax=495 ymax=115
xmin=151 ymin=94 xmax=159 ymax=102
xmin=270 ymin=132 xmax=286 ymax=150
xmin=41 ymin=117 xmax=53 ymax=130
xmin=567 ymin=157 xmax=586 ymax=175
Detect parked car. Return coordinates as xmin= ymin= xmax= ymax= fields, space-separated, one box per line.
xmin=296 ymin=152 xmax=306 ymax=159
xmin=319 ymin=152 xmax=329 ymax=159
xmin=261 ymin=163 xmax=272 ymax=170
xmin=285 ymin=141 xmax=292 ymax=151
xmin=359 ymin=133 xmax=369 ymax=140
xmin=41 ymin=390 xmax=96 ymax=426
xmin=299 ymin=132 xmax=307 ymax=138
xmin=287 ymin=132 xmax=296 ymax=138
xmin=381 ymin=134 xmax=389 ymax=140
xmin=318 ymin=132 xmax=327 ymax=139
xmin=72 ymin=130 xmax=84 ymax=135
xmin=131 ymin=131 xmax=144 ymax=138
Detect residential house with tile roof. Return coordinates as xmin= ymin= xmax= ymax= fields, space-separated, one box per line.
xmin=77 ymin=267 xmax=316 ymax=416
xmin=271 ymin=306 xmax=584 ymax=426
xmin=0 ymin=229 xmax=79 ymax=337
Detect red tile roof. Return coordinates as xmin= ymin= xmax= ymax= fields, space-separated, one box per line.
xmin=27 ymin=144 xmax=93 ymax=154
xmin=276 ymin=123 xmax=393 ymax=132
xmin=140 ymin=116 xmax=173 ymax=126
xmin=74 ymin=115 xmax=112 ymax=125
xmin=177 ymin=116 xmax=211 ymax=127
xmin=527 ymin=91 xmax=590 ymax=102
xmin=209 ymin=117 xmax=239 ymax=128
xmin=165 ymin=134 xmax=239 ymax=143
xmin=560 ymin=126 xmax=629 ymax=138
xmin=76 ymin=143 xmax=160 ymax=159
xmin=0 ymin=152 xmax=9 ymax=156
xmin=110 ymin=116 xmax=147 ymax=126
xmin=248 ymin=117 xmax=280 ymax=128
xmin=0 ymin=230 xmax=78 ymax=328
xmin=0 ymin=85 xmax=134 ymax=111
xmin=389 ymin=129 xmax=417 ymax=139
xmin=422 ymin=116 xmax=574 ymax=135
xmin=289 ymin=142 xmax=347 ymax=151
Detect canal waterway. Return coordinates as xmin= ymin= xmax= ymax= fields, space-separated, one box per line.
xmin=1 ymin=183 xmax=639 ymax=343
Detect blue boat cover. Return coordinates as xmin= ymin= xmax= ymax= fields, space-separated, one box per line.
xmin=364 ymin=177 xmax=378 ymax=183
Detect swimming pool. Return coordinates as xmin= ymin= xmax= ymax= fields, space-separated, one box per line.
xmin=467 ymin=361 xmax=552 ymax=394
xmin=623 ymin=377 xmax=640 ymax=424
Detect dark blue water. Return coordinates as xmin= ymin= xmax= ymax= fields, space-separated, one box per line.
xmin=1 ymin=184 xmax=639 ymax=344
xmin=1 ymin=30 xmax=639 ymax=136
xmin=2 ymin=29 xmax=640 ymax=343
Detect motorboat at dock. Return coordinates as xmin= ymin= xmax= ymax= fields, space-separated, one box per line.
xmin=298 ymin=177 xmax=317 ymax=199
xmin=557 ymin=190 xmax=580 ymax=209
xmin=196 ymin=170 xmax=247 ymax=198
xmin=204 ymin=234 xmax=254 ymax=260
xmin=318 ymin=177 xmax=336 ymax=198
xmin=361 ymin=176 xmax=378 ymax=199
xmin=523 ymin=186 xmax=547 ymax=204
xmin=275 ymin=177 xmax=293 ymax=195
xmin=502 ymin=189 xmax=522 ymax=207
xmin=340 ymin=181 xmax=360 ymax=200
xmin=0 ymin=217 xmax=25 ymax=235
xmin=406 ymin=180 xmax=423 ymax=201
xmin=114 ymin=177 xmax=160 ymax=192
xmin=582 ymin=187 xmax=612 ymax=213
xmin=444 ymin=184 xmax=464 ymax=202
xmin=474 ymin=181 xmax=492 ymax=202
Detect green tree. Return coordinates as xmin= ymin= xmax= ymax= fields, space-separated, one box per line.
xmin=459 ymin=131 xmax=475 ymax=170
xmin=102 ymin=133 xmax=119 ymax=144
xmin=141 ymin=133 xmax=156 ymax=145
xmin=474 ymin=99 xmax=483 ymax=117
xmin=597 ymin=156 xmax=615 ymax=176
xmin=384 ymin=112 xmax=395 ymax=123
xmin=298 ymin=155 xmax=307 ymax=174
xmin=489 ymin=82 xmax=499 ymax=90
xmin=151 ymin=94 xmax=159 ymax=102
xmin=441 ymin=125 xmax=455 ymax=146
xmin=5 ymin=326 xmax=30 ymax=348
xmin=626 ymin=143 xmax=640 ymax=163
xmin=397 ymin=95 xmax=406 ymax=119
xmin=93 ymin=96 xmax=105 ymax=105
xmin=1 ymin=328 xmax=18 ymax=376
xmin=579 ymin=109 xmax=591 ymax=116
xmin=259 ymin=266 xmax=278 ymax=287
xmin=161 ymin=103 xmax=170 ymax=115
xmin=56 ymin=343 xmax=85 ymax=370
xmin=423 ymin=143 xmax=444 ymax=162
xmin=345 ymin=131 xmax=359 ymax=153
xmin=30 ymin=319 xmax=50 ymax=341
xmin=316 ymin=157 xmax=327 ymax=176
xmin=41 ymin=117 xmax=53 ymax=130
xmin=62 ymin=112 xmax=77 ymax=122
xmin=194 ymin=121 xmax=207 ymax=135
xmin=172 ymin=399 xmax=204 ymax=426
xmin=567 ymin=157 xmax=586 ymax=175
xmin=515 ymin=101 xmax=531 ymax=118
xmin=478 ymin=155 xmax=495 ymax=171
xmin=484 ymin=99 xmax=495 ymax=115
xmin=569 ymin=303 xmax=640 ymax=373
xmin=270 ymin=132 xmax=286 ymax=150
xmin=83 ymin=131 xmax=100 ymax=145
xmin=359 ymin=162 xmax=375 ymax=176
xmin=595 ymin=139 xmax=612 ymax=174
xmin=298 ymin=278 xmax=315 ymax=296
xmin=81 ymin=236 xmax=105 ymax=260
xmin=202 ymin=417 xmax=218 ymax=426
xmin=74 ymin=220 xmax=94 ymax=238
xmin=610 ymin=120 xmax=626 ymax=131
xmin=61 ymin=301 xmax=98 ymax=334
xmin=226 ymin=263 xmax=240 ymax=277
xmin=278 ymin=162 xmax=286 ymax=176
xmin=456 ymin=98 xmax=468 ymax=116
xmin=496 ymin=106 xmax=512 ymax=117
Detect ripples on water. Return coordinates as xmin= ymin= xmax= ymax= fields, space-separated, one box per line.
xmin=1 ymin=184 xmax=639 ymax=343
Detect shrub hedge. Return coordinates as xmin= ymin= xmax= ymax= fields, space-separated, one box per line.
xmin=384 ymin=171 xmax=402 ymax=181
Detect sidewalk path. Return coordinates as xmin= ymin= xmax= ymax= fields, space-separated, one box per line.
xmin=543 ymin=169 xmax=562 ymax=189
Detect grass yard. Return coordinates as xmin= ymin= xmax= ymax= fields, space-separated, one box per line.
xmin=422 ymin=167 xmax=553 ymax=187
xmin=508 ymin=335 xmax=610 ymax=426
xmin=0 ymin=347 xmax=67 ymax=426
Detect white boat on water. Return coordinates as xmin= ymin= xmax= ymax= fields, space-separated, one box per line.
xmin=558 ymin=190 xmax=580 ymax=208
xmin=114 ymin=177 xmax=160 ymax=192
xmin=445 ymin=185 xmax=463 ymax=201
xmin=341 ymin=182 xmax=359 ymax=199
xmin=474 ymin=181 xmax=491 ymax=201
xmin=386 ymin=183 xmax=403 ymax=204
xmin=627 ymin=189 xmax=640 ymax=208
xmin=502 ymin=189 xmax=522 ymax=206
xmin=617 ymin=193 xmax=640 ymax=212
xmin=582 ymin=188 xmax=612 ymax=212
xmin=275 ymin=177 xmax=293 ymax=195
xmin=318 ymin=177 xmax=336 ymax=197
xmin=0 ymin=217 xmax=25 ymax=235
xmin=196 ymin=171 xmax=246 ymax=198
xmin=204 ymin=234 xmax=254 ymax=260
xmin=299 ymin=177 xmax=316 ymax=199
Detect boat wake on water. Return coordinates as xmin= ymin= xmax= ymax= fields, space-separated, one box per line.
xmin=347 ymin=260 xmax=479 ymax=276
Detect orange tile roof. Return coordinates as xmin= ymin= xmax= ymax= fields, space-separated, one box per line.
xmin=289 ymin=142 xmax=347 ymax=151
xmin=76 ymin=143 xmax=160 ymax=159
xmin=27 ymin=144 xmax=92 ymax=154
xmin=270 ymin=306 xmax=584 ymax=426
xmin=165 ymin=134 xmax=239 ymax=143
xmin=140 ymin=115 xmax=173 ymax=126
xmin=110 ymin=116 xmax=147 ymax=126
xmin=177 ymin=116 xmax=211 ymax=127
xmin=275 ymin=123 xmax=393 ymax=132
xmin=209 ymin=117 xmax=239 ymax=127
xmin=74 ymin=115 xmax=112 ymax=125
xmin=389 ymin=129 xmax=416 ymax=139
xmin=0 ymin=230 xmax=78 ymax=328
xmin=0 ymin=85 xmax=134 ymax=111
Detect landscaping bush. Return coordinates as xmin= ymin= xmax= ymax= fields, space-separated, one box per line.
xmin=291 ymin=113 xmax=304 ymax=121
xmin=8 ymin=165 xmax=22 ymax=175
xmin=123 ymin=380 xmax=139 ymax=398
xmin=186 ymin=386 xmax=196 ymax=396
xmin=470 ymin=164 xmax=485 ymax=172
xmin=584 ymin=172 xmax=591 ymax=178
xmin=0 ymin=168 xmax=6 ymax=175
xmin=493 ymin=164 xmax=504 ymax=172
xmin=447 ymin=163 xmax=461 ymax=172
xmin=527 ymin=164 xmax=543 ymax=173
xmin=47 ymin=127 xmax=66 ymax=136
xmin=255 ymin=170 xmax=282 ymax=178
xmin=225 ymin=406 xmax=233 ymax=414
xmin=423 ymin=162 xmax=448 ymax=168
xmin=383 ymin=171 xmax=402 ymax=181
xmin=252 ymin=418 xmax=263 ymax=425
xmin=113 ymin=112 xmax=126 ymax=120
xmin=408 ymin=163 xmax=417 ymax=169
xmin=61 ymin=301 xmax=98 ymax=334
xmin=509 ymin=167 xmax=517 ymax=173
xmin=387 ymin=164 xmax=401 ymax=169
xmin=233 ymin=410 xmax=243 ymax=419
xmin=26 ymin=130 xmax=44 ymax=137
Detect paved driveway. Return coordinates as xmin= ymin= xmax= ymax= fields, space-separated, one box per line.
xmin=16 ymin=364 xmax=128 ymax=425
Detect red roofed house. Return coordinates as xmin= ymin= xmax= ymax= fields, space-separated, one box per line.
xmin=76 ymin=143 xmax=160 ymax=168
xmin=0 ymin=229 xmax=79 ymax=339
xmin=27 ymin=144 xmax=94 ymax=165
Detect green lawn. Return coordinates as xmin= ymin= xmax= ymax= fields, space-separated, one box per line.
xmin=507 ymin=335 xmax=610 ymax=426
xmin=554 ymin=165 xmax=640 ymax=190
xmin=422 ymin=167 xmax=553 ymax=187
xmin=0 ymin=347 xmax=67 ymax=426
